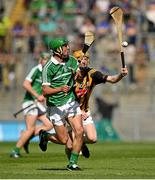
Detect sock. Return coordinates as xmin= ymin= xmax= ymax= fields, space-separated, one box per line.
xmin=69 ymin=151 xmax=79 ymax=165
xmin=13 ymin=147 xmax=20 ymax=153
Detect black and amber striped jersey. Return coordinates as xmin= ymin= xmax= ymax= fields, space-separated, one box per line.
xmin=75 ymin=67 xmax=108 ymax=112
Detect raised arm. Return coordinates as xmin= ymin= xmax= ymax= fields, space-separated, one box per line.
xmin=106 ymin=67 xmax=128 ymax=84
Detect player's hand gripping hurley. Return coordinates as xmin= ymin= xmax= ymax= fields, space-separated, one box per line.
xmin=110 ymin=7 xmax=125 ymax=68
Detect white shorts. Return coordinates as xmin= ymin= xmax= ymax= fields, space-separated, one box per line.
xmin=83 ymin=111 xmax=94 ymax=126
xmin=47 ymin=100 xmax=81 ymax=126
xmin=48 ymin=128 xmax=56 ymax=135
xmin=22 ymin=101 xmax=46 ymax=116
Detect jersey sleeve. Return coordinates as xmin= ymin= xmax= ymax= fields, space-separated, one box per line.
xmin=25 ymin=66 xmax=38 ymax=82
xmin=91 ymin=70 xmax=108 ymax=85
xmin=42 ymin=64 xmax=52 ymax=86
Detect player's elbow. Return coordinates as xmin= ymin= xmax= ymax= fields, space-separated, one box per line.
xmin=106 ymin=76 xmax=118 ymax=84
xmin=23 ymin=80 xmax=31 ymax=89
xmin=42 ymin=86 xmax=48 ymax=96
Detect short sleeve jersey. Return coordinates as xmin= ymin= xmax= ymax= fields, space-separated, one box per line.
xmin=23 ymin=64 xmax=43 ymax=102
xmin=75 ymin=67 xmax=108 ymax=112
xmin=42 ymin=56 xmax=78 ymax=106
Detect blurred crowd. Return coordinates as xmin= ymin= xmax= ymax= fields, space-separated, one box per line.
xmin=0 ymin=0 xmax=155 ymax=91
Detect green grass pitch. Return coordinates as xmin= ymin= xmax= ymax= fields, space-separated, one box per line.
xmin=0 ymin=141 xmax=155 ymax=179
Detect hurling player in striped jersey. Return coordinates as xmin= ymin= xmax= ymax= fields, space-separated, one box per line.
xmin=72 ymin=50 xmax=128 ymax=157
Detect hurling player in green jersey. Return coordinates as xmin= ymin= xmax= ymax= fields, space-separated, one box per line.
xmin=10 ymin=52 xmax=58 ymax=158
xmin=41 ymin=49 xmax=128 ymax=161
xmin=41 ymin=37 xmax=83 ymax=171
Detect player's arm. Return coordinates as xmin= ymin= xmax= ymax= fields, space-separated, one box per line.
xmin=23 ymin=66 xmax=45 ymax=101
xmin=42 ymin=66 xmax=70 ymax=96
xmin=91 ymin=66 xmax=128 ymax=84
xmin=106 ymin=67 xmax=128 ymax=83
xmin=42 ymin=85 xmax=70 ymax=96
xmin=23 ymin=79 xmax=45 ymax=102
xmin=91 ymin=70 xmax=108 ymax=85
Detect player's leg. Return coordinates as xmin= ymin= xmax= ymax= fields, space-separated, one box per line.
xmin=39 ymin=105 xmax=70 ymax=152
xmin=38 ymin=128 xmax=65 ymax=152
xmin=83 ymin=123 xmax=97 ymax=143
xmin=10 ymin=115 xmax=36 ymax=157
xmin=65 ymin=130 xmax=73 ymax=160
xmin=67 ymin=114 xmax=84 ymax=170
xmin=23 ymin=104 xmax=52 ymax=153
xmin=34 ymin=114 xmax=53 ymax=135
xmin=81 ymin=114 xmax=97 ymax=158
xmin=19 ymin=102 xmax=37 ymax=154
xmin=66 ymin=100 xmax=84 ymax=170
xmin=23 ymin=111 xmax=51 ymax=154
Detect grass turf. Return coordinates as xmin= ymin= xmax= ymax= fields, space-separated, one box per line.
xmin=0 ymin=141 xmax=155 ymax=179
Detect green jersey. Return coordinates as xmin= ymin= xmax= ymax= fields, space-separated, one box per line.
xmin=23 ymin=64 xmax=43 ymax=102
xmin=42 ymin=56 xmax=78 ymax=106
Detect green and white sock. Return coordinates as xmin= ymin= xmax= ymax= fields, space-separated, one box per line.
xmin=69 ymin=151 xmax=79 ymax=165
xmin=13 ymin=147 xmax=20 ymax=153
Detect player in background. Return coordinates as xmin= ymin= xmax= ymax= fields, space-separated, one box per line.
xmin=41 ymin=37 xmax=84 ymax=171
xmin=10 ymin=52 xmax=59 ymax=158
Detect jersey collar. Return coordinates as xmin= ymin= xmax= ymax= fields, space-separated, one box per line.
xmin=50 ymin=56 xmax=65 ymax=65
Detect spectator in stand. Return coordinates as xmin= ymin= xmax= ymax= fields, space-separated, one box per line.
xmin=12 ymin=20 xmax=26 ymax=53
xmin=125 ymin=17 xmax=137 ymax=85
xmin=56 ymin=17 xmax=68 ymax=36
xmin=74 ymin=0 xmax=87 ymax=31
xmin=23 ymin=0 xmax=32 ymax=10
xmin=0 ymin=15 xmax=10 ymax=52
xmin=79 ymin=16 xmax=96 ymax=36
xmin=0 ymin=0 xmax=5 ymax=16
xmin=39 ymin=14 xmax=58 ymax=49
xmin=95 ymin=0 xmax=110 ymax=14
xmin=63 ymin=0 xmax=77 ymax=22
xmin=29 ymin=0 xmax=46 ymax=23
xmin=108 ymin=0 xmax=119 ymax=11
xmin=145 ymin=1 xmax=155 ymax=61
xmin=87 ymin=0 xmax=96 ymax=15
xmin=53 ymin=0 xmax=64 ymax=13
xmin=46 ymin=2 xmax=59 ymax=21
xmin=96 ymin=14 xmax=111 ymax=39
xmin=126 ymin=17 xmax=137 ymax=45
xmin=26 ymin=21 xmax=38 ymax=54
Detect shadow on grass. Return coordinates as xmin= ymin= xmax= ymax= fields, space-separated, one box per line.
xmin=37 ymin=168 xmax=67 ymax=171
xmin=37 ymin=167 xmax=89 ymax=171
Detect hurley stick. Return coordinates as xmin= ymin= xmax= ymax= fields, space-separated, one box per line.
xmin=110 ymin=6 xmax=125 ymax=68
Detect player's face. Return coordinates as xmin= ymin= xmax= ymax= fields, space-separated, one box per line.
xmin=62 ymin=44 xmax=70 ymax=58
xmin=40 ymin=56 xmax=49 ymax=66
xmin=79 ymin=56 xmax=89 ymax=67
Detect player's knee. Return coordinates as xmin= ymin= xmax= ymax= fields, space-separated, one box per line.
xmin=59 ymin=136 xmax=68 ymax=145
xmin=44 ymin=123 xmax=53 ymax=131
xmin=88 ymin=136 xmax=97 ymax=143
